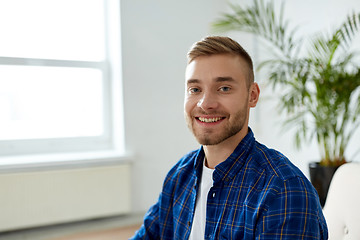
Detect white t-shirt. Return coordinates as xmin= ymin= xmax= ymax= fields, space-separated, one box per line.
xmin=188 ymin=160 xmax=214 ymax=240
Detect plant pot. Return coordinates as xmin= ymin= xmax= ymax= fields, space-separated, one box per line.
xmin=309 ymin=162 xmax=339 ymax=207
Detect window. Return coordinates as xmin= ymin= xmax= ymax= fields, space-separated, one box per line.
xmin=0 ymin=0 xmax=124 ymax=160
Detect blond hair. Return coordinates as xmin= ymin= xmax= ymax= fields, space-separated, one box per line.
xmin=187 ymin=36 xmax=254 ymax=88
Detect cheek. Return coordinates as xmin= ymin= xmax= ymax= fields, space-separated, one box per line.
xmin=184 ymin=99 xmax=190 ymax=117
xmin=225 ymin=96 xmax=248 ymax=113
xmin=184 ymin=96 xmax=196 ymax=114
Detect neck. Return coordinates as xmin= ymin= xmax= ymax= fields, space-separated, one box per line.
xmin=203 ymin=127 xmax=249 ymax=169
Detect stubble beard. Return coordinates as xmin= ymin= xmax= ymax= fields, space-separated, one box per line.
xmin=185 ymin=107 xmax=248 ymax=146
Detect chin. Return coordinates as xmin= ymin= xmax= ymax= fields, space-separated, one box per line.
xmin=195 ymin=133 xmax=236 ymax=146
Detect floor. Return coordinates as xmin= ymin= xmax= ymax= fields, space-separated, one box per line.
xmin=52 ymin=224 xmax=141 ymax=240
xmin=0 ymin=214 xmax=143 ymax=240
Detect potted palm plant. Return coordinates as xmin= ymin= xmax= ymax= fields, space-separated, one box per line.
xmin=213 ymin=0 xmax=360 ymax=206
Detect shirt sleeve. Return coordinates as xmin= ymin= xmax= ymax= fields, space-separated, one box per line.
xmin=129 ymin=199 xmax=161 ymax=240
xmin=256 ymin=176 xmax=328 ymax=240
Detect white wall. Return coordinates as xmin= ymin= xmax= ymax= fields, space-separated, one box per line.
xmin=120 ymin=0 xmax=360 ymax=214
xmin=120 ymin=0 xmax=227 ymax=213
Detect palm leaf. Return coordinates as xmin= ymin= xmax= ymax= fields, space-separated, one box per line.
xmin=213 ymin=0 xmax=360 ymax=164
xmin=213 ymin=0 xmax=299 ymax=59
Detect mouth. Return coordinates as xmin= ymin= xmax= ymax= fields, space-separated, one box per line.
xmin=196 ymin=116 xmax=225 ymax=123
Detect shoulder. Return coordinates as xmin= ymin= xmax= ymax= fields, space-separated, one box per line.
xmin=250 ymin=141 xmax=307 ymax=181
xmin=247 ymin=141 xmax=320 ymax=203
xmin=167 ymin=149 xmax=199 ymax=174
xmin=162 ymin=149 xmax=201 ymax=188
xmin=249 ymin=143 xmax=327 ymax=230
xmin=249 ymin=141 xmax=321 ymax=206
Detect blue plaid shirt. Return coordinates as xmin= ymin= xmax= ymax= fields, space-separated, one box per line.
xmin=131 ymin=129 xmax=328 ymax=239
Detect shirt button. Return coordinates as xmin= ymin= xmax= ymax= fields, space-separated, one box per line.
xmin=212 ymin=192 xmax=216 ymax=198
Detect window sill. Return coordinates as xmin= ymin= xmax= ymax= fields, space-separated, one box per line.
xmin=0 ymin=150 xmax=133 ymax=173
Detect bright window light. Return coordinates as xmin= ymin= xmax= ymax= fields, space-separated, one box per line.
xmin=0 ymin=0 xmax=105 ymax=61
xmin=0 ymin=0 xmax=124 ymax=159
xmin=0 ymin=66 xmax=104 ymax=140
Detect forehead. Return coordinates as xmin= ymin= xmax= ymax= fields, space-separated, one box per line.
xmin=185 ymin=54 xmax=248 ymax=84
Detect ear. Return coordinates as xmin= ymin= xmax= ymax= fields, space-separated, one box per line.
xmin=248 ymin=83 xmax=260 ymax=108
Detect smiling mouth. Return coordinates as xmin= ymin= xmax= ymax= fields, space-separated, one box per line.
xmin=196 ymin=117 xmax=225 ymax=123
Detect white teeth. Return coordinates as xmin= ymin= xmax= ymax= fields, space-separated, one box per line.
xmin=198 ymin=117 xmax=222 ymax=123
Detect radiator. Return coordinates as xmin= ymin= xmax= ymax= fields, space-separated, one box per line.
xmin=0 ymin=164 xmax=131 ymax=232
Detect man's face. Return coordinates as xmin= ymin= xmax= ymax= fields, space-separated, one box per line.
xmin=184 ymin=54 xmax=258 ymax=146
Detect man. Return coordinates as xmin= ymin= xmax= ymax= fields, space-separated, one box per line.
xmin=131 ymin=36 xmax=328 ymax=239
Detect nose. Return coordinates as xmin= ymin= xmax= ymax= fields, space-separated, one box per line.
xmin=197 ymin=93 xmax=218 ymax=110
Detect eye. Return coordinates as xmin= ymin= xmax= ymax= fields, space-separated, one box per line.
xmin=188 ymin=87 xmax=201 ymax=94
xmin=219 ymin=86 xmax=231 ymax=92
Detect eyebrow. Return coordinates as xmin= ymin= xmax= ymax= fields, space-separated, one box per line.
xmin=215 ymin=76 xmax=235 ymax=83
xmin=186 ymin=77 xmax=236 ymax=85
xmin=186 ymin=79 xmax=200 ymax=84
